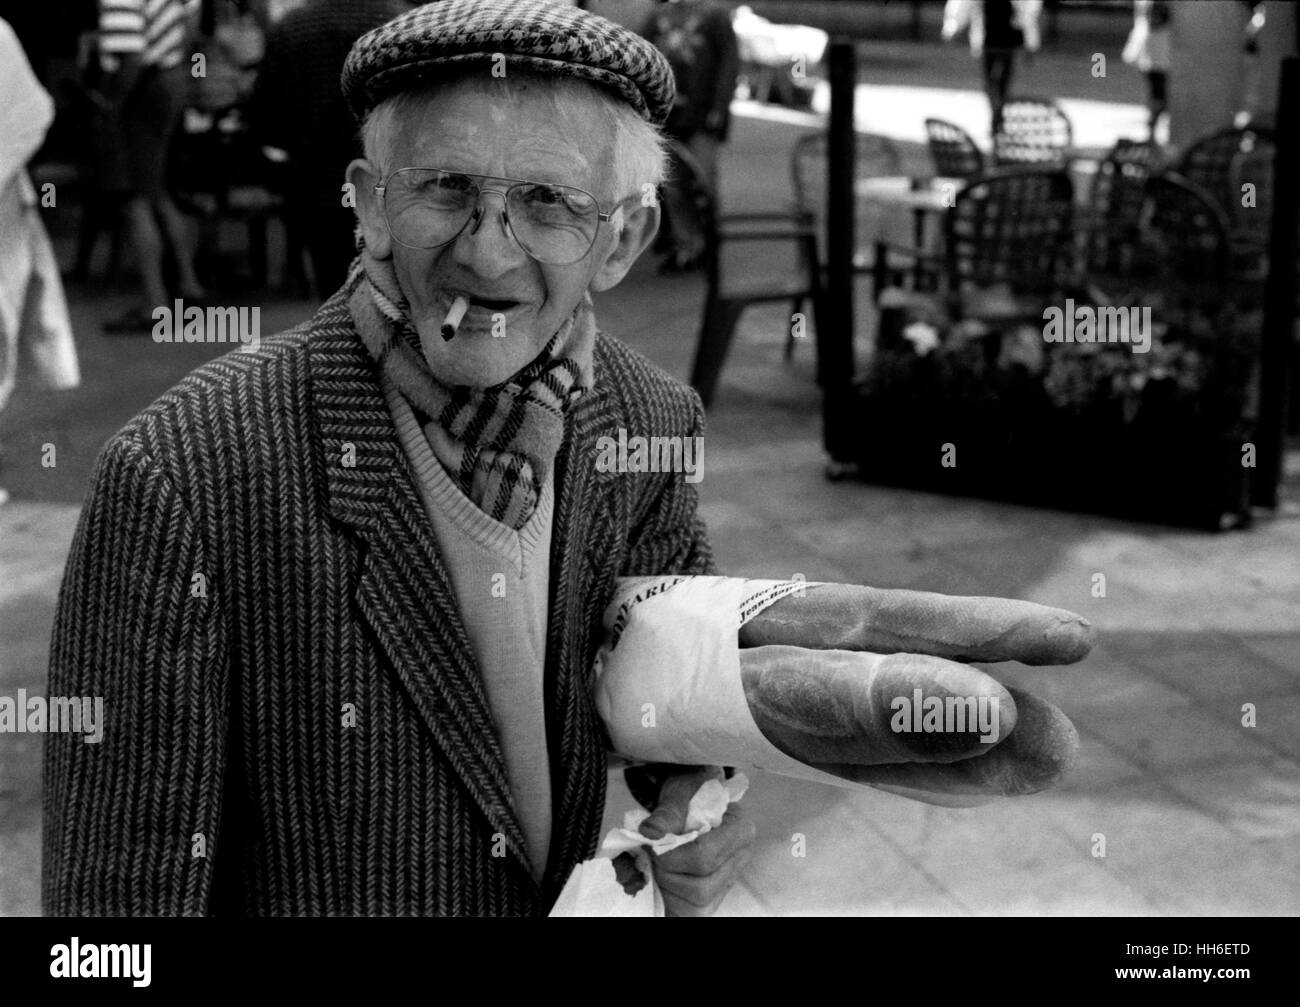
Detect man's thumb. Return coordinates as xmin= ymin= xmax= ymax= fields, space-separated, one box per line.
xmin=638 ymin=767 xmax=723 ymax=840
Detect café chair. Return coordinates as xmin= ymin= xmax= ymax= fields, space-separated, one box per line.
xmin=993 ymin=98 xmax=1073 ymax=170
xmin=1178 ymin=125 xmax=1276 ymax=281
xmin=1078 ymin=138 xmax=1158 ymax=278
xmin=924 ymin=118 xmax=985 ymax=179
xmin=677 ymin=140 xmax=828 ymax=409
xmin=872 ymin=166 xmax=1075 ymax=336
xmin=787 ymin=131 xmax=901 ymax=352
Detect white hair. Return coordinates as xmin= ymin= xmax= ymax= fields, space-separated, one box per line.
xmin=360 ymin=69 xmax=667 ymax=208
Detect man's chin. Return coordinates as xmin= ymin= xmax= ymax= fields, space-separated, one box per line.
xmin=414 ymin=319 xmax=535 ymax=388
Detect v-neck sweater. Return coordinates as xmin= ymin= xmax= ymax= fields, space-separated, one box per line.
xmin=380 ymin=371 xmax=554 ymax=883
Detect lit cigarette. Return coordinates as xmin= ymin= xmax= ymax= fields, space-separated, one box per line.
xmin=441 ymin=295 xmax=470 ymax=341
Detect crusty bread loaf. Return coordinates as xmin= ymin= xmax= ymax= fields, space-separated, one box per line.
xmin=740 ymin=645 xmax=1016 ymax=765
xmin=805 ymin=687 xmax=1080 ymax=797
xmin=738 ymin=583 xmax=1094 ymax=666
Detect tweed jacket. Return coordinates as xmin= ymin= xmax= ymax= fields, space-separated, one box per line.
xmin=42 ymin=288 xmax=715 ymax=916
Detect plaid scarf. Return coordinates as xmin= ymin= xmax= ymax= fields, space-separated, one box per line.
xmin=347 ymin=246 xmax=596 ymax=529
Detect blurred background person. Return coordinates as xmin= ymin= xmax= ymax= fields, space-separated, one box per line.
xmin=943 ymin=0 xmax=1042 ymax=138
xmin=92 ymin=0 xmax=207 ymax=333
xmin=0 ymin=17 xmax=81 ymax=505
xmin=639 ymin=0 xmax=740 ymax=272
xmin=250 ymin=0 xmax=411 ymax=298
xmin=1122 ymin=0 xmax=1172 ymax=143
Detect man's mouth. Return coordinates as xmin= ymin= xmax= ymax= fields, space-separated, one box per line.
xmin=459 ymin=293 xmax=522 ymax=312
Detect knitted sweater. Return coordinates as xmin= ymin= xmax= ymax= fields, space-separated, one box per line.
xmin=42 ymin=287 xmax=715 ymax=916
xmin=381 ymin=371 xmax=556 ymax=884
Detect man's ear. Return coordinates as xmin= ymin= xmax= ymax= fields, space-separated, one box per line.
xmin=348 ymin=158 xmax=391 ymax=259
xmin=589 ymin=198 xmax=661 ymax=293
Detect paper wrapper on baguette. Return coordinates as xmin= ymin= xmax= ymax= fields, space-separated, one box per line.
xmin=593 ymin=576 xmax=1080 ymax=807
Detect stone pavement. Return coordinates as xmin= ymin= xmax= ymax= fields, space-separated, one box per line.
xmin=3 ymin=55 xmax=1299 ymax=916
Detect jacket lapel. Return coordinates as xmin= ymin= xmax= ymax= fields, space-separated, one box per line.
xmin=306 ymin=309 xmax=535 ymax=885
xmin=539 ymin=349 xmax=624 ymax=900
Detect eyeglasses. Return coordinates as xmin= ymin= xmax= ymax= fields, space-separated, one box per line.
xmin=374 ymin=167 xmax=627 ymax=266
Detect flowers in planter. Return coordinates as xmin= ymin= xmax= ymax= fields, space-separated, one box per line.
xmin=864 ymin=283 xmax=1260 ymax=436
xmin=901 ymin=321 xmax=941 ymax=356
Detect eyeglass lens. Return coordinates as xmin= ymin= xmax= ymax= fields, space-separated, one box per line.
xmin=382 ymin=168 xmax=601 ymax=264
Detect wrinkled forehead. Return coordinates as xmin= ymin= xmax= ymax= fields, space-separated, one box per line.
xmin=387 ymin=74 xmax=617 ymax=192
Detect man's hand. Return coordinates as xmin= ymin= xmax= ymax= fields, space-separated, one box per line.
xmin=639 ymin=767 xmax=756 ymax=917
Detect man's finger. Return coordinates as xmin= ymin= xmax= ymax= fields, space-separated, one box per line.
xmin=653 ymin=806 xmax=756 ymax=877
xmin=658 ymin=845 xmax=752 ymax=916
xmin=738 ymin=583 xmax=1094 ymax=666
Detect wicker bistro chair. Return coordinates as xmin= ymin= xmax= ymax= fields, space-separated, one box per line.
xmin=872 ymin=166 xmax=1075 ymax=331
xmin=1177 ymin=126 xmax=1276 ymax=281
xmin=1140 ymin=171 xmax=1231 ymax=289
xmin=924 ymin=118 xmax=985 ymax=179
xmin=678 ymin=140 xmax=828 ymax=409
xmin=993 ymin=98 xmax=1074 ymax=170
xmin=1078 ymin=138 xmax=1159 ymax=278
xmin=1073 ymin=168 xmax=1230 ymax=309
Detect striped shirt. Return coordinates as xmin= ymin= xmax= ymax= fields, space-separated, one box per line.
xmin=99 ymin=0 xmax=195 ymax=70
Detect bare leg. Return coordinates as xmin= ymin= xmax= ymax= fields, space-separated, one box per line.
xmin=122 ymin=196 xmax=168 ymax=310
xmin=155 ymin=194 xmax=206 ymax=299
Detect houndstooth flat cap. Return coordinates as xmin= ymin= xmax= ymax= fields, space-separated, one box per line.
xmin=341 ymin=0 xmax=676 ymax=126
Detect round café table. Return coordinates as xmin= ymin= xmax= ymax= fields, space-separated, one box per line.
xmin=855 ymin=175 xmax=965 ymax=258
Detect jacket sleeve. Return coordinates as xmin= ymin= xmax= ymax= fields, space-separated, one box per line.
xmin=43 ymin=434 xmax=228 ymax=916
xmin=619 ymin=390 xmax=716 ymax=578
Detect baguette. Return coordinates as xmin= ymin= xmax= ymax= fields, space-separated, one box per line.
xmin=809 ymin=687 xmax=1079 ymax=797
xmin=740 ymin=645 xmax=1016 ymax=765
xmin=738 ymin=583 xmax=1094 ymax=666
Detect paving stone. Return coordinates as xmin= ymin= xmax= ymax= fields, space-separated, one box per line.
xmin=1112 ymin=633 xmax=1299 ymax=702
xmin=714 ymin=879 xmax=775 ymax=917
xmin=696 ymin=498 xmax=768 ymax=533
xmin=1161 ymin=757 xmax=1300 ymax=841
xmin=1071 ymin=702 xmax=1279 ymax=773
xmin=957 ymin=859 xmax=1159 ymax=916
xmin=1036 ymin=785 xmax=1300 ymax=915
xmin=815 ymin=547 xmax=995 ymax=595
xmin=1053 ymin=729 xmax=1150 ymax=793
xmin=0 ymin=798 xmax=40 ymax=917
xmin=1246 ymin=696 xmax=1300 ymax=760
xmin=990 ymin=643 xmax=1194 ymax=712
xmin=1236 ymin=634 xmax=1300 ymax=677
xmin=739 ymin=783 xmax=968 ymax=915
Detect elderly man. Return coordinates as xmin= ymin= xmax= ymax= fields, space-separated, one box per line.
xmin=44 ymin=0 xmax=753 ymax=917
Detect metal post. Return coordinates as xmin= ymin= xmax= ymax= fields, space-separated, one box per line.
xmin=821 ymin=37 xmax=857 ymax=463
xmin=1253 ymin=56 xmax=1298 ymax=508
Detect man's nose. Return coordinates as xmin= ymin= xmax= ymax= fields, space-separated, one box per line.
xmin=450 ymin=190 xmax=528 ymax=278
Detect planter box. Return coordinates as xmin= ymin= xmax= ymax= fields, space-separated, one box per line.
xmin=847 ymin=384 xmax=1253 ymax=530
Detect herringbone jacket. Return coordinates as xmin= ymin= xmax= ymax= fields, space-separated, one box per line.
xmin=42 ymin=289 xmax=714 ymax=916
